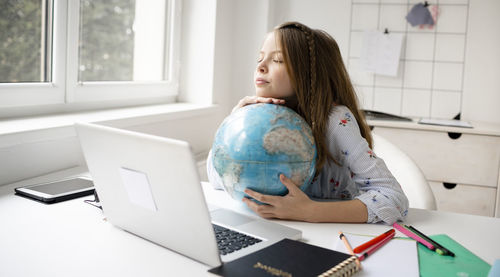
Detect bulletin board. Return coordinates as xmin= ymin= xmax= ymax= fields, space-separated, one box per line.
xmin=347 ymin=0 xmax=470 ymax=119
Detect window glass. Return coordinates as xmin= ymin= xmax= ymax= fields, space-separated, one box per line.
xmin=0 ymin=0 xmax=52 ymax=83
xmin=78 ymin=0 xmax=168 ymax=82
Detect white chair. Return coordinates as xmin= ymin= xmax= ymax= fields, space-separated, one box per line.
xmin=372 ymin=133 xmax=437 ymax=210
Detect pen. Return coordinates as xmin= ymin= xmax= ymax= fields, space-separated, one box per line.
xmin=357 ymin=231 xmax=395 ymax=261
xmin=353 ymin=229 xmax=395 ymax=253
xmin=406 ymin=225 xmax=455 ymax=257
xmin=393 ymin=223 xmax=435 ymax=250
xmin=339 ymin=231 xmax=362 ymax=269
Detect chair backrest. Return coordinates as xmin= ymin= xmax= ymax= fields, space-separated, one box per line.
xmin=372 ymin=133 xmax=437 ymax=210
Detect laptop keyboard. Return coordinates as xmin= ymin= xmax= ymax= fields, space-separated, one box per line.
xmin=212 ymin=224 xmax=262 ymax=255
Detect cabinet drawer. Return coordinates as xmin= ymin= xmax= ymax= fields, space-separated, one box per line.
xmin=429 ymin=181 xmax=496 ymax=217
xmin=373 ymin=128 xmax=500 ymax=187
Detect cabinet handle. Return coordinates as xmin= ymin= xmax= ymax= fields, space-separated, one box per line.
xmin=447 ymin=132 xmax=462 ymax=139
xmin=443 ymin=182 xmax=457 ymax=189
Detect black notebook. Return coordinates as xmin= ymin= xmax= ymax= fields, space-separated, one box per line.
xmin=209 ymin=239 xmax=360 ymax=277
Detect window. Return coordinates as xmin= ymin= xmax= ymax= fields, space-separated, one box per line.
xmin=78 ymin=1 xmax=139 ymax=82
xmin=0 ymin=0 xmax=64 ymax=108
xmin=78 ymin=1 xmax=167 ymax=82
xmin=0 ymin=0 xmax=52 ymax=83
xmin=0 ymin=0 xmax=181 ymax=110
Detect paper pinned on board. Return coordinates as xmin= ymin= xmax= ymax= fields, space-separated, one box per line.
xmin=360 ymin=30 xmax=404 ymax=77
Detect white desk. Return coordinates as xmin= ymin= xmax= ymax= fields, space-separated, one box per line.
xmin=1 ymin=167 xmax=499 ymax=277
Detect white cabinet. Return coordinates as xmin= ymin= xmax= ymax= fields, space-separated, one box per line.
xmin=369 ymin=119 xmax=500 ymax=217
xmin=428 ymin=181 xmax=496 ymax=216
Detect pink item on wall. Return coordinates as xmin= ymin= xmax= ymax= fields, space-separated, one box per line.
xmin=419 ymin=4 xmax=439 ymax=29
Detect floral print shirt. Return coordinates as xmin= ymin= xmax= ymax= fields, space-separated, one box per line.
xmin=303 ymin=105 xmax=408 ymax=224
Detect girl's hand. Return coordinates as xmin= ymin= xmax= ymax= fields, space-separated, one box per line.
xmin=242 ymin=174 xmax=315 ymax=222
xmin=232 ymin=96 xmax=285 ymax=113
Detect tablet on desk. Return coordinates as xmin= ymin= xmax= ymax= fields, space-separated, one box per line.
xmin=15 ymin=177 xmax=94 ymax=204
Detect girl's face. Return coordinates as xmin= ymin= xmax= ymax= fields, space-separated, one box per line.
xmin=254 ymin=32 xmax=294 ymax=99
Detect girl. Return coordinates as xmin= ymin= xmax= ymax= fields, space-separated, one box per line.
xmin=207 ymin=22 xmax=408 ymax=225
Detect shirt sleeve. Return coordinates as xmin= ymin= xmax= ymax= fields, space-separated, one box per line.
xmin=327 ymin=108 xmax=409 ymax=225
xmin=206 ymin=149 xmax=224 ymax=190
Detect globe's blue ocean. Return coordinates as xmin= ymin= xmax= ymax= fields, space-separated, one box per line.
xmin=212 ymin=103 xmax=317 ymax=201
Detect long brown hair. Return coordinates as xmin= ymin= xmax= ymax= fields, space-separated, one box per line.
xmin=274 ymin=21 xmax=373 ymax=172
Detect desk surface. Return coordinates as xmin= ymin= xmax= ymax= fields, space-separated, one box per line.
xmin=1 ymin=167 xmax=499 ymax=277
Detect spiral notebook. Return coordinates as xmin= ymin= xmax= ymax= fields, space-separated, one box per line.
xmin=208 ymin=238 xmax=360 ymax=277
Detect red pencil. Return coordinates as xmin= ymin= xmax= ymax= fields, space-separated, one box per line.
xmin=353 ymin=229 xmax=395 ymax=254
xmin=358 ymin=231 xmax=395 ymax=261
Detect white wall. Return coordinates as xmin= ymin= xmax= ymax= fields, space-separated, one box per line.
xmin=180 ymin=0 xmax=272 ymax=111
xmin=178 ymin=0 xmax=216 ymax=104
xmin=223 ymin=0 xmax=272 ymax=107
xmin=211 ymin=0 xmax=235 ymax=111
xmin=269 ymin=0 xmax=352 ymax=62
xmin=462 ymin=0 xmax=500 ymax=123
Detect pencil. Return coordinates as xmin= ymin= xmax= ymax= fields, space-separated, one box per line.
xmin=339 ymin=231 xmax=362 ymax=269
xmin=393 ymin=223 xmax=435 ymax=250
xmin=357 ymin=231 xmax=395 ymax=261
xmin=353 ymin=229 xmax=395 ymax=253
xmin=406 ymin=225 xmax=455 ymax=257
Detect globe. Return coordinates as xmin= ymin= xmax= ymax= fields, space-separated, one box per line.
xmin=211 ymin=103 xmax=317 ymax=201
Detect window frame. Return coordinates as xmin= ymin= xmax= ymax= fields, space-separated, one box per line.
xmin=66 ymin=0 xmax=181 ymax=103
xmin=0 ymin=0 xmax=181 ymax=110
xmin=0 ymin=0 xmax=66 ymax=108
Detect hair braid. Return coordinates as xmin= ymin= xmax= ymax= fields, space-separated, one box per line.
xmin=292 ymin=23 xmax=329 ymax=172
xmin=294 ymin=23 xmax=317 ymax=127
xmin=276 ymin=22 xmax=328 ymax=172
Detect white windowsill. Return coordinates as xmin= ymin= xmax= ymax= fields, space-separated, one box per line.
xmin=0 ymin=102 xmax=220 ymax=148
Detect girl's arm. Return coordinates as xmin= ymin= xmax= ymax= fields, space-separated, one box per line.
xmin=328 ymin=107 xmax=409 ymax=224
xmin=308 ymin=199 xmax=368 ymax=223
xmin=243 ymin=174 xmax=368 ymax=223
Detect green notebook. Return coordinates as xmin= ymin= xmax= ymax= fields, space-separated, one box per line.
xmin=417 ymin=234 xmax=491 ymax=276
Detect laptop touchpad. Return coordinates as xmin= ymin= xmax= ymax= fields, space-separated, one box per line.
xmin=210 ymin=209 xmax=254 ymax=226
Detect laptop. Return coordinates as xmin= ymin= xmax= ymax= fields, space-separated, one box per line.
xmin=75 ymin=122 xmax=302 ymax=267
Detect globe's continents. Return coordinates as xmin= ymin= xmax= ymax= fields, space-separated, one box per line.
xmin=212 ymin=103 xmax=317 ymax=201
